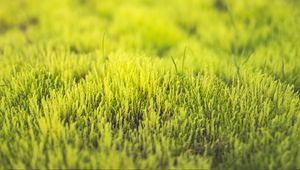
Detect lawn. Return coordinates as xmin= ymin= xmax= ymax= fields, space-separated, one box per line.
xmin=0 ymin=0 xmax=300 ymax=169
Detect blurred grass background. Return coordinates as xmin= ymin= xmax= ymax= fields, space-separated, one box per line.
xmin=0 ymin=0 xmax=299 ymax=87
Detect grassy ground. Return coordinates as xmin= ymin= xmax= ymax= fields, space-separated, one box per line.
xmin=0 ymin=0 xmax=300 ymax=169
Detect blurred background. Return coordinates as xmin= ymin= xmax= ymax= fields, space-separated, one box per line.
xmin=0 ymin=0 xmax=299 ymax=88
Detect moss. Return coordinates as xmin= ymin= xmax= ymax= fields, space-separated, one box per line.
xmin=0 ymin=0 xmax=300 ymax=169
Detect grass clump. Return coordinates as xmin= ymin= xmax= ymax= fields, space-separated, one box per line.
xmin=0 ymin=0 xmax=300 ymax=169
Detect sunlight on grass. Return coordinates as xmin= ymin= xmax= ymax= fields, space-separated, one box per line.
xmin=0 ymin=0 xmax=300 ymax=169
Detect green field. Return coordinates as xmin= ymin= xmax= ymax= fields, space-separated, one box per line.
xmin=0 ymin=0 xmax=300 ymax=169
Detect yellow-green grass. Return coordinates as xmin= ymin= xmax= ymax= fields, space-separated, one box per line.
xmin=0 ymin=0 xmax=300 ymax=169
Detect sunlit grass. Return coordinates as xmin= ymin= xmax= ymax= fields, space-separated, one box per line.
xmin=0 ymin=0 xmax=300 ymax=169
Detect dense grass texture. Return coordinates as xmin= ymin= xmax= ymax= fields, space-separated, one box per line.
xmin=0 ymin=0 xmax=300 ymax=169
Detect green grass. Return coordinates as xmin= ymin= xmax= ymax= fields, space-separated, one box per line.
xmin=0 ymin=0 xmax=300 ymax=169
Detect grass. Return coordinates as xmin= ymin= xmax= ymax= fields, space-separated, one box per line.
xmin=0 ymin=0 xmax=300 ymax=169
